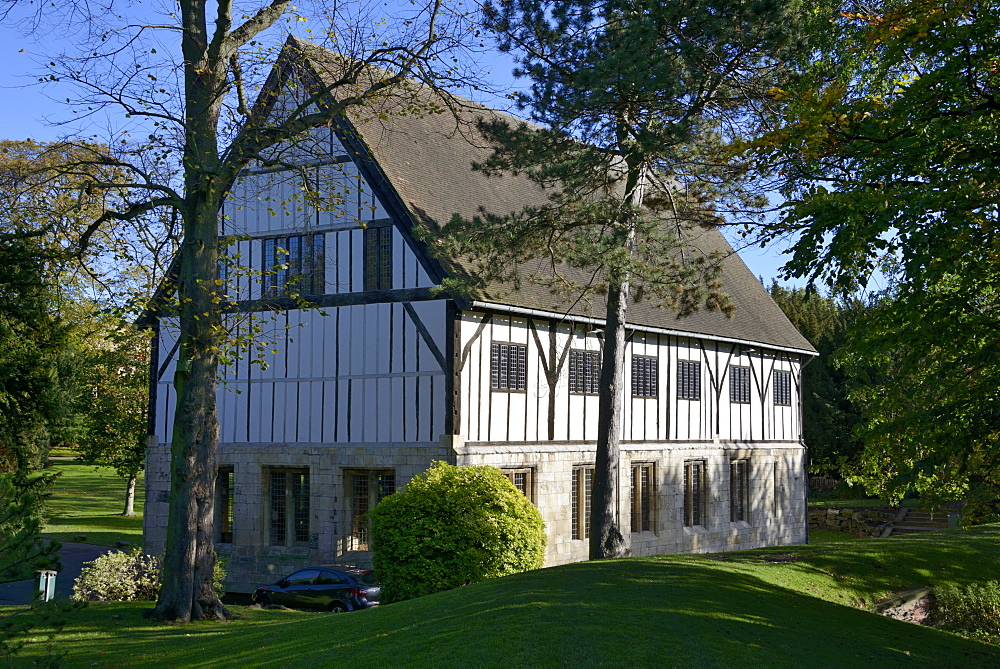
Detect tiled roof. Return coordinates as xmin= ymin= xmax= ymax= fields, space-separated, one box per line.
xmin=296 ymin=38 xmax=816 ymax=354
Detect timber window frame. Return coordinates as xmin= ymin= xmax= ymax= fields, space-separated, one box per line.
xmin=490 ymin=342 xmax=527 ymax=392
xmin=363 ymin=225 xmax=393 ymax=290
xmin=677 ymin=360 xmax=701 ymax=400
xmin=631 ymin=463 xmax=654 ymax=533
xmin=502 ymin=467 xmax=535 ymax=503
xmin=729 ymin=365 xmax=752 ymax=404
xmin=683 ymin=460 xmax=707 ymax=528
xmin=730 ymin=459 xmax=750 ymax=523
xmin=774 ymin=370 xmax=792 ymax=406
xmin=216 ymin=466 xmax=234 ymax=544
xmin=631 ymin=355 xmax=658 ymax=398
xmin=346 ymin=469 xmax=396 ymax=551
xmin=569 ymin=349 xmax=600 ymax=395
xmin=262 ymin=233 xmax=326 ymax=296
xmin=266 ymin=468 xmax=310 ymax=548
xmin=571 ymin=465 xmax=594 ymax=540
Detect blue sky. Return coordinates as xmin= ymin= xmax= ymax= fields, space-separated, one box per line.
xmin=0 ymin=8 xmax=802 ymax=287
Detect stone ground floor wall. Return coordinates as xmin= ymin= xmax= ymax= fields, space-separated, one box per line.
xmin=144 ymin=437 xmax=807 ymax=591
xmin=143 ymin=438 xmax=454 ymax=592
xmin=456 ymin=439 xmax=808 ymax=565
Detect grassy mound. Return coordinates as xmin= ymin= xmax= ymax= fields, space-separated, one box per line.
xmin=6 ymin=525 xmax=1000 ymax=667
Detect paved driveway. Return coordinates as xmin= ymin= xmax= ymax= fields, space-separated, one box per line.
xmin=0 ymin=542 xmax=112 ymax=605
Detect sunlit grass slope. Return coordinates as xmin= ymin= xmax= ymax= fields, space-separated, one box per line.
xmin=8 ymin=524 xmax=1000 ymax=667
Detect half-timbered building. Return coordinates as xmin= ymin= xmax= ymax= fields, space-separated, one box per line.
xmin=143 ymin=39 xmax=818 ymax=591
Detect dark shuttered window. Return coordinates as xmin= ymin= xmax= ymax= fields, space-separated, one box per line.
xmin=491 ymin=342 xmax=527 ymax=391
xmin=729 ymin=365 xmax=752 ymax=404
xmin=631 ymin=464 xmax=654 ymax=532
xmin=569 ymin=350 xmax=600 ymax=394
xmin=572 ymin=466 xmax=594 ymax=540
xmin=631 ymin=355 xmax=658 ymax=398
xmin=216 ymin=466 xmax=234 ymax=543
xmin=684 ymin=460 xmax=707 ymax=527
xmin=774 ymin=370 xmax=792 ymax=406
xmin=677 ymin=360 xmax=701 ymax=400
xmin=731 ymin=459 xmax=750 ymax=523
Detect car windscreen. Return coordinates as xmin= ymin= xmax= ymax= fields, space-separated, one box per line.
xmin=353 ymin=571 xmax=377 ymax=586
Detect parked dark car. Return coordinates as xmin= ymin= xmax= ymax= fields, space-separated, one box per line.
xmin=252 ymin=566 xmax=380 ymax=612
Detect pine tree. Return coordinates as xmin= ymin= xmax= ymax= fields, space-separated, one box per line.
xmin=432 ymin=0 xmax=824 ymax=558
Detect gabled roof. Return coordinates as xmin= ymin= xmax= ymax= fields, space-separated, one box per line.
xmin=288 ymin=39 xmax=816 ymax=355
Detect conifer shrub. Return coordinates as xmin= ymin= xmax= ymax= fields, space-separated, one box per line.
xmin=369 ymin=462 xmax=546 ymax=603
xmin=71 ymin=548 xmax=226 ymax=601
xmin=935 ymin=580 xmax=1000 ymax=636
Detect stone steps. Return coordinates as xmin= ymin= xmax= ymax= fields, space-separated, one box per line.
xmin=886 ymin=508 xmax=955 ymax=537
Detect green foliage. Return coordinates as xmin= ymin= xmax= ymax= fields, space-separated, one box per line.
xmin=0 ymin=140 xmax=179 ymax=316
xmin=936 ymin=581 xmax=1000 ymax=637
xmin=768 ymin=283 xmax=863 ymax=474
xmin=369 ymin=462 xmax=546 ymax=603
xmin=431 ymin=0 xmax=831 ymax=312
xmin=751 ymin=0 xmax=1000 ymax=509
xmin=72 ymin=549 xmax=162 ymax=602
xmin=0 ymin=239 xmax=73 ymax=473
xmin=74 ymin=326 xmax=149 ymax=483
xmin=837 ymin=279 xmax=1000 ymax=512
xmin=71 ymin=548 xmax=225 ymax=602
xmin=756 ymin=0 xmax=1000 ymax=292
xmin=0 ymin=471 xmax=60 ymax=581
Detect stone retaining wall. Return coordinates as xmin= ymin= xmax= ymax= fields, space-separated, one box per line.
xmin=809 ymin=507 xmax=894 ymax=538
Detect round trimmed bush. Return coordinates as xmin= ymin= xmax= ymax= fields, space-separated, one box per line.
xmin=369 ymin=461 xmax=546 ymax=603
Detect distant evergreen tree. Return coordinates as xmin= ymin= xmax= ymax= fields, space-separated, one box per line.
xmin=0 ymin=239 xmax=75 ymax=474
xmin=768 ymin=282 xmax=862 ymax=475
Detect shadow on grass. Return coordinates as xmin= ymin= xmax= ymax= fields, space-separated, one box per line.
xmin=14 ymin=553 xmax=1000 ymax=668
xmin=711 ymin=524 xmax=1000 ymax=609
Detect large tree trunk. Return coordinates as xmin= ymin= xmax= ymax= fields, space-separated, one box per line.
xmin=151 ymin=7 xmax=232 ymax=618
xmin=122 ymin=473 xmax=137 ymax=517
xmin=150 ymin=194 xmax=231 ymax=622
xmin=590 ymin=276 xmax=631 ymax=560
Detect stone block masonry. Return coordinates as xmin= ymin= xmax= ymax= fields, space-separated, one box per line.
xmin=144 ymin=437 xmax=808 ymax=592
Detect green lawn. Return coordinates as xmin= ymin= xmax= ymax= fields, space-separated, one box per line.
xmin=6 ymin=524 xmax=1000 ymax=667
xmin=808 ymin=528 xmax=866 ymax=544
xmin=41 ymin=462 xmax=144 ymax=547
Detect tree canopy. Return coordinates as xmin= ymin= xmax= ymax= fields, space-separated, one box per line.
xmin=0 ymin=239 xmax=73 ymax=473
xmin=9 ymin=0 xmax=488 ymax=621
xmin=752 ymin=0 xmax=1000 ymax=511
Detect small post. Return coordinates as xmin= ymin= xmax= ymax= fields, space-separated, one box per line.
xmin=36 ymin=570 xmax=57 ymax=602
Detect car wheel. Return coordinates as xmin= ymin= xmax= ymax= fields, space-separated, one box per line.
xmin=327 ymin=601 xmax=349 ymax=613
xmin=257 ymin=595 xmax=272 ymax=607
